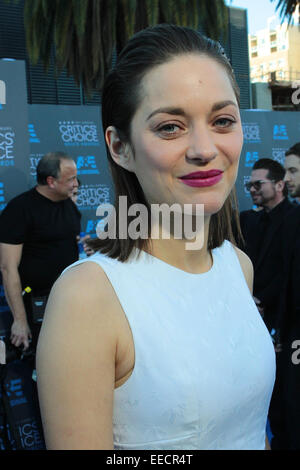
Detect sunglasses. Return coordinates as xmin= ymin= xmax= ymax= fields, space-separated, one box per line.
xmin=245 ymin=179 xmax=275 ymax=191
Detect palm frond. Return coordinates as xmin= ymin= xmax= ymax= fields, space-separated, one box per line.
xmin=187 ymin=0 xmax=200 ymax=30
xmin=54 ymin=0 xmax=73 ymax=66
xmin=121 ymin=0 xmax=137 ymax=42
xmin=22 ymin=0 xmax=229 ymax=95
xmin=159 ymin=0 xmax=176 ymax=23
xmin=200 ymin=0 xmax=228 ymax=40
xmin=145 ymin=0 xmax=159 ymax=26
xmin=271 ymin=0 xmax=300 ymax=24
xmin=175 ymin=0 xmax=189 ymax=26
xmin=101 ymin=0 xmax=117 ymax=71
xmin=71 ymin=0 xmax=89 ymax=38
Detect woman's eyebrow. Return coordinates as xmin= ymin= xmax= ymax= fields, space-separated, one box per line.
xmin=211 ymin=100 xmax=238 ymax=112
xmin=146 ymin=100 xmax=238 ymax=121
xmin=146 ymin=107 xmax=187 ymax=121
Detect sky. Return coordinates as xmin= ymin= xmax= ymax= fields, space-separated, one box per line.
xmin=225 ymin=0 xmax=283 ymax=34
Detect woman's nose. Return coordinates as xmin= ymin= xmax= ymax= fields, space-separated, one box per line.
xmin=185 ymin=127 xmax=217 ymax=164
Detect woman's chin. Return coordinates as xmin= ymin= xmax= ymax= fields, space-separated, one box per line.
xmin=202 ymin=198 xmax=228 ymax=216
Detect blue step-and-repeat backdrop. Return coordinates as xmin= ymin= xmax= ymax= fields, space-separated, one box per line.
xmin=1 ymin=59 xmax=300 ymax=338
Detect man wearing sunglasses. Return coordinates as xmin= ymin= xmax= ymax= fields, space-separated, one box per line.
xmin=241 ymin=158 xmax=293 ymax=330
xmin=240 ymin=157 xmax=295 ymax=450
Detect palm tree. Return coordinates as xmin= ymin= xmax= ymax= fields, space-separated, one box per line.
xmin=271 ymin=0 xmax=300 ymax=24
xmin=22 ymin=0 xmax=300 ymax=96
xmin=23 ymin=0 xmax=229 ymax=95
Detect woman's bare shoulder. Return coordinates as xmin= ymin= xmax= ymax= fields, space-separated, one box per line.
xmin=43 ymin=260 xmax=118 ymax=331
xmin=233 ymin=245 xmax=254 ymax=294
xmin=60 ymin=259 xmax=109 ymax=284
xmin=52 ymin=260 xmax=112 ymax=301
xmin=37 ymin=260 xmax=117 ymax=450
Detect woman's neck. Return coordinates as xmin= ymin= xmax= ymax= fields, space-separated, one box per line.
xmin=144 ymin=215 xmax=212 ymax=274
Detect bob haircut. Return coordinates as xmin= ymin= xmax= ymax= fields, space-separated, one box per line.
xmin=90 ymin=24 xmax=242 ymax=261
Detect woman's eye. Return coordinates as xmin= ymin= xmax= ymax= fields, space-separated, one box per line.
xmin=214 ymin=117 xmax=236 ymax=128
xmin=157 ymin=123 xmax=181 ymax=135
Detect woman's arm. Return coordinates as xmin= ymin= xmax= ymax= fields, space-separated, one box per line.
xmin=36 ymin=262 xmax=117 ymax=450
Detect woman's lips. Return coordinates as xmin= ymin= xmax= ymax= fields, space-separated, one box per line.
xmin=179 ymin=170 xmax=223 ymax=188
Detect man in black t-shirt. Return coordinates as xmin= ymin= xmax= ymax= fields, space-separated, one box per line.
xmin=0 ymin=151 xmax=81 ymax=351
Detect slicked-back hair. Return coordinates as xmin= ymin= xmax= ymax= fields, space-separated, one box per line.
xmin=90 ymin=24 xmax=242 ymax=261
xmin=252 ymin=158 xmax=288 ymax=197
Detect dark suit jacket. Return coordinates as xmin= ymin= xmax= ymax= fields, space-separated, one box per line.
xmin=239 ymin=198 xmax=295 ymax=332
xmin=276 ymin=205 xmax=300 ymax=449
xmin=280 ymin=205 xmax=300 ymax=341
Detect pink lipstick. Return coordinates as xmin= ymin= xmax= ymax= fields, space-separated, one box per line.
xmin=179 ymin=170 xmax=223 ymax=188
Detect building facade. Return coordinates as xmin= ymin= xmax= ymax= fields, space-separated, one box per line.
xmin=249 ymin=7 xmax=300 ymax=110
xmin=249 ymin=19 xmax=300 ymax=83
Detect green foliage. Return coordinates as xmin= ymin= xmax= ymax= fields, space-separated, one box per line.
xmin=271 ymin=0 xmax=300 ymax=24
xmin=17 ymin=0 xmax=299 ymax=94
xmin=19 ymin=0 xmax=230 ymax=95
xmin=20 ymin=0 xmax=232 ymax=94
xmin=17 ymin=0 xmax=299 ymax=95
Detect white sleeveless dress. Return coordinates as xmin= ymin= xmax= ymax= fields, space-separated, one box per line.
xmin=64 ymin=240 xmax=275 ymax=450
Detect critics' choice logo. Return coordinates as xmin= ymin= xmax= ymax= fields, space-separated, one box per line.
xmin=28 ymin=124 xmax=40 ymax=143
xmin=244 ymin=151 xmax=259 ymax=168
xmin=272 ymin=148 xmax=286 ymax=165
xmin=85 ymin=219 xmax=99 ymax=233
xmin=76 ymin=184 xmax=110 ymax=210
xmin=0 ymin=127 xmax=15 ymax=166
xmin=76 ymin=155 xmax=100 ymax=175
xmin=5 ymin=378 xmax=27 ymax=407
xmin=273 ymin=124 xmax=288 ymax=141
xmin=59 ymin=121 xmax=100 ymax=146
xmin=3 ymin=380 xmax=44 ymax=448
xmin=0 ymin=182 xmax=6 ymax=211
xmin=18 ymin=421 xmax=44 ymax=449
xmin=242 ymin=123 xmax=261 ymax=143
xmin=243 ymin=175 xmax=251 ymax=196
xmin=29 ymin=154 xmax=43 ymax=177
xmin=85 ymin=218 xmax=107 ymax=234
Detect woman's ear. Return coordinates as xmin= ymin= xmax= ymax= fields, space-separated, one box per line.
xmin=105 ymin=126 xmax=134 ymax=172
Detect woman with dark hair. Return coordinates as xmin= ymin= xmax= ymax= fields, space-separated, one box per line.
xmin=36 ymin=24 xmax=275 ymax=450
